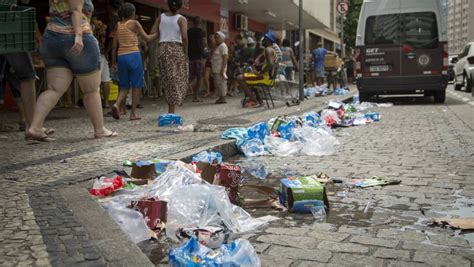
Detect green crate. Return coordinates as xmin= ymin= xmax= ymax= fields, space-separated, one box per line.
xmin=0 ymin=4 xmax=35 ymax=53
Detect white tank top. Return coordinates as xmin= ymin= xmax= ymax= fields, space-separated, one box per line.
xmin=159 ymin=13 xmax=184 ymax=43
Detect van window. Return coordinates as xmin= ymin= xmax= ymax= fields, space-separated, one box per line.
xmin=365 ymin=12 xmax=439 ymax=49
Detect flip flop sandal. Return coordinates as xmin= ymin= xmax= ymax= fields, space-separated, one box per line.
xmin=111 ymin=106 xmax=120 ymax=120
xmin=44 ymin=128 xmax=55 ymax=135
xmin=94 ymin=131 xmax=118 ymax=139
xmin=129 ymin=116 xmax=142 ymax=121
xmin=25 ymin=134 xmax=56 ymax=142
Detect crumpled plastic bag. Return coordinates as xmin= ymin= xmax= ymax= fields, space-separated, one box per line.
xmin=158 ymin=113 xmax=184 ymax=127
xmin=100 ymin=195 xmax=151 ymax=244
xmin=263 ymin=135 xmax=299 ymax=157
xmin=89 ymin=176 xmax=126 ymax=198
xmin=241 ymin=139 xmax=266 ymax=157
xmin=303 ymin=111 xmax=323 ymax=128
xmin=166 ymin=183 xmax=272 ymax=242
xmin=221 ymin=128 xmax=249 ymax=148
xmin=168 ymin=236 xmax=260 ymax=267
xmin=293 ymin=127 xmax=340 ymax=156
xmin=321 ymin=109 xmax=341 ymax=126
xmin=247 ymin=122 xmax=270 ymax=141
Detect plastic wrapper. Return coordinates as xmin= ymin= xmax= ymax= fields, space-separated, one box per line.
xmin=242 ymin=160 xmax=268 ymax=180
xmin=247 ymin=122 xmax=270 ymax=141
xmin=168 ymin=236 xmax=261 ymax=267
xmin=89 ymin=176 xmax=126 ymax=198
xmin=158 ymin=113 xmax=183 ymax=127
xmin=192 ymin=151 xmax=223 ymax=165
xmin=263 ymin=136 xmax=299 ymax=157
xmin=177 ymin=226 xmax=229 ymax=249
xmin=241 ymin=139 xmax=266 ymax=157
xmin=166 ymin=183 xmax=272 ymax=242
xmin=303 ymin=111 xmax=323 ymax=128
xmin=100 ymin=195 xmax=151 ymax=244
xmin=293 ymin=127 xmax=340 ymax=156
xmin=277 ymin=120 xmax=297 ymax=141
xmin=334 ymin=88 xmax=348 ymax=95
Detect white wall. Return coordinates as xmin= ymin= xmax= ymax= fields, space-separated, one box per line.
xmin=293 ymin=0 xmax=332 ymax=28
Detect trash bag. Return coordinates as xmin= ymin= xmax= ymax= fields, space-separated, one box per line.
xmin=263 ymin=136 xmax=299 ymax=157
xmin=247 ymin=122 xmax=270 ymax=141
xmin=241 ymin=139 xmax=266 ymax=157
xmin=293 ymin=127 xmax=339 ymax=156
xmin=277 ymin=120 xmax=297 ymax=141
xmin=221 ymin=128 xmax=249 ymax=148
xmin=168 ymin=236 xmax=261 ymax=267
xmin=166 ymin=184 xmax=271 ymax=242
xmin=334 ymin=88 xmax=348 ymax=95
xmin=89 ymin=176 xmax=126 ymax=198
xmin=101 ymin=195 xmax=151 ymax=244
xmin=192 ymin=151 xmax=223 ymax=165
xmin=158 ymin=113 xmax=184 ymax=127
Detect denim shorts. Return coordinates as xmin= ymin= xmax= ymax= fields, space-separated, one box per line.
xmin=40 ymin=30 xmax=100 ymax=75
xmin=117 ymin=52 xmax=144 ymax=89
xmin=0 ymin=52 xmax=36 ymax=81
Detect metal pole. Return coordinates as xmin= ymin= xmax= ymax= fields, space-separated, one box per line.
xmin=298 ymin=0 xmax=304 ymax=101
xmin=341 ymin=15 xmax=345 ymax=57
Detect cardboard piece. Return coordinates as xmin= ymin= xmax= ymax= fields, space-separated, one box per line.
xmin=432 ymin=218 xmax=474 ymax=230
xmin=213 ymin=164 xmax=242 ymax=205
xmin=195 ymin=162 xmax=217 ymax=184
xmin=279 ymin=176 xmax=330 ymax=214
xmin=324 ymin=54 xmax=343 ymax=69
xmin=130 ymin=198 xmax=167 ymax=230
xmin=131 ymin=163 xmax=156 ymax=180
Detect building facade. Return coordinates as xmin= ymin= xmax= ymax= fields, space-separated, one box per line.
xmin=448 ymin=0 xmax=474 ymax=55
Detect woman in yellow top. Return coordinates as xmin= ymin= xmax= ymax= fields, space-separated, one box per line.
xmin=110 ymin=3 xmax=157 ymax=121
xmin=27 ymin=0 xmax=116 ymax=141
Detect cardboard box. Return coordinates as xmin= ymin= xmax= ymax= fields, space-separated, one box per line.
xmin=324 ymin=54 xmax=343 ymax=69
xmin=131 ymin=163 xmax=156 ymax=180
xmin=279 ymin=176 xmax=330 ymax=213
xmin=195 ymin=162 xmax=217 ymax=184
xmin=130 ymin=198 xmax=167 ymax=230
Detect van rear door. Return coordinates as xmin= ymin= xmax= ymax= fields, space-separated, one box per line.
xmin=400 ymin=12 xmax=443 ymax=79
xmin=362 ymin=0 xmax=402 ymax=92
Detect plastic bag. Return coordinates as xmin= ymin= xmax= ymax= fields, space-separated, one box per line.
xmin=293 ymin=127 xmax=339 ymax=156
xmin=89 ymin=176 xmax=126 ymax=198
xmin=158 ymin=113 xmax=183 ymax=127
xmin=168 ymin=236 xmax=261 ymax=267
xmin=100 ymin=195 xmax=151 ymax=244
xmin=303 ymin=111 xmax=323 ymax=128
xmin=241 ymin=139 xmax=266 ymax=157
xmin=277 ymin=120 xmax=297 ymax=141
xmin=247 ymin=122 xmax=270 ymax=141
xmin=263 ymin=136 xmax=299 ymax=157
xmin=166 ymin=184 xmax=270 ymax=242
xmin=334 ymin=88 xmax=348 ymax=95
xmin=192 ymin=151 xmax=223 ymax=165
xmin=242 ymin=160 xmax=268 ymax=180
xmin=221 ymin=128 xmax=249 ymax=147
xmin=321 ymin=109 xmax=341 ymax=126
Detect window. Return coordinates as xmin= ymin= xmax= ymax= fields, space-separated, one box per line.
xmin=365 ymin=12 xmax=439 ymax=49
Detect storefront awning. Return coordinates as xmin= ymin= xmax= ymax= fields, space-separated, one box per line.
xmin=218 ymin=0 xmax=328 ymax=31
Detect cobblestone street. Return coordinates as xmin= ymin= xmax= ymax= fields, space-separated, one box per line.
xmin=0 ymin=85 xmax=473 ymax=266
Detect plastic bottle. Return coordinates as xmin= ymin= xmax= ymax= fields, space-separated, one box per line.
xmin=247 ymin=122 xmax=270 ymax=141
xmin=241 ymin=139 xmax=266 ymax=157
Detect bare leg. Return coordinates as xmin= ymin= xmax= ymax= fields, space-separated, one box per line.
xmin=203 ymin=67 xmax=211 ymax=97
xmin=102 ymin=81 xmax=110 ymax=108
xmin=28 ymin=68 xmax=73 ymax=137
xmin=19 ymin=79 xmax=36 ymax=129
xmin=76 ymin=71 xmax=113 ymax=137
xmin=130 ymin=88 xmax=141 ymax=120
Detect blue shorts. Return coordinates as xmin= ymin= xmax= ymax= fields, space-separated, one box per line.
xmin=40 ymin=30 xmax=100 ymax=75
xmin=117 ymin=52 xmax=144 ymax=90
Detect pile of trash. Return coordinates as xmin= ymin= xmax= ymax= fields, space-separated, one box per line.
xmin=222 ymin=99 xmax=391 ymax=158
xmin=303 ymin=85 xmax=349 ymax=97
xmin=90 ymin=155 xmax=279 ymax=266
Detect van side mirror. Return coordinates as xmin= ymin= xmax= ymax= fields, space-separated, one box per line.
xmin=451 ymin=57 xmax=458 ymax=64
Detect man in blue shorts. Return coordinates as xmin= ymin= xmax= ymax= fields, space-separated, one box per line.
xmin=311 ymin=42 xmax=336 ymax=86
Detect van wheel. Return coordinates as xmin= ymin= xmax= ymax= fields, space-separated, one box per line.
xmin=454 ymin=75 xmax=462 ymax=91
xmin=434 ymin=90 xmax=446 ymax=103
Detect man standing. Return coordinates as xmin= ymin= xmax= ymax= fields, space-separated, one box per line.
xmin=311 ymin=42 xmax=335 ymax=86
xmin=187 ymin=17 xmax=205 ymax=102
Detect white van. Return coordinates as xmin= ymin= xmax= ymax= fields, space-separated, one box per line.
xmin=355 ymin=0 xmax=449 ymax=103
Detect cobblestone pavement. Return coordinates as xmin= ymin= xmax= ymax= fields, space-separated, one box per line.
xmin=1 ymin=84 xmax=473 ymax=266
